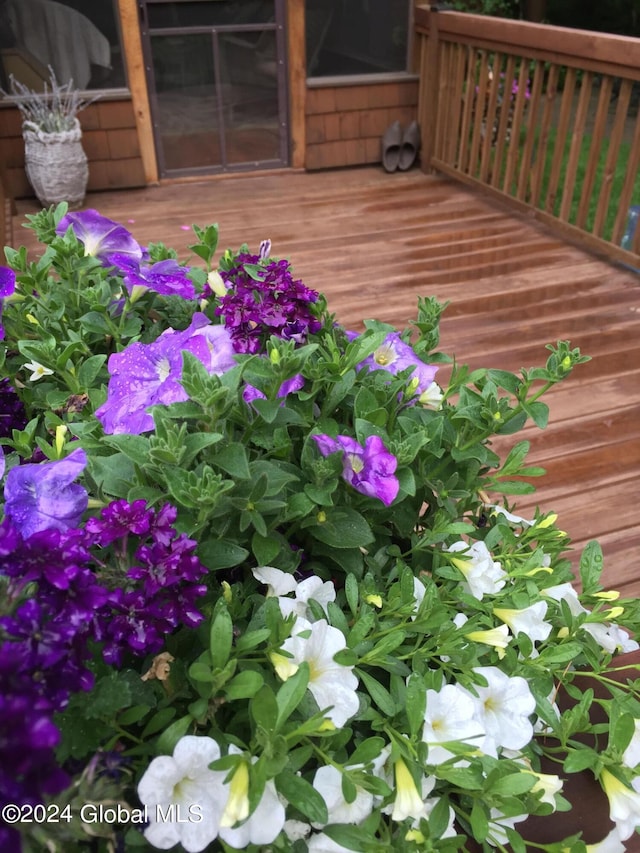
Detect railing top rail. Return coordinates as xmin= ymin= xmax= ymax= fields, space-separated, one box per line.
xmin=414 ymin=4 xmax=640 ymax=79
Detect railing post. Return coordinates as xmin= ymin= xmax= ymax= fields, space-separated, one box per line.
xmin=416 ymin=3 xmax=441 ymax=174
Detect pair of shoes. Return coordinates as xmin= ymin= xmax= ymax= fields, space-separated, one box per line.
xmin=381 ymin=120 xmax=421 ymax=173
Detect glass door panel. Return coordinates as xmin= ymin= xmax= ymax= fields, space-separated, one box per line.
xmin=141 ymin=0 xmax=288 ymax=177
xmin=218 ymin=30 xmax=280 ymax=165
xmin=150 ymin=33 xmax=220 ymax=172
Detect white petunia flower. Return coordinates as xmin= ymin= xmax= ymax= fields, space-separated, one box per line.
xmin=390 ymin=758 xmax=426 ymax=822
xmin=584 ymin=621 xmax=640 ymax=655
xmin=252 ymin=566 xmax=336 ymax=619
xmin=312 ymin=764 xmax=374 ymax=826
xmin=276 ymin=618 xmax=359 ymax=727
xmin=586 ymin=825 xmax=627 ymax=852
xmin=464 ymin=625 xmax=511 ymax=659
xmin=493 ymin=601 xmax=552 ymax=643
xmin=307 ymin=833 xmax=355 ymax=853
xmin=422 ymin=683 xmax=488 ymax=764
xmin=219 ymin=750 xmax=285 ymax=848
xmin=252 ymin=565 xmax=298 ymax=596
xmin=24 ymin=360 xmax=54 ymax=382
xmin=529 ymin=770 xmax=563 ymax=807
xmin=418 ymin=381 xmax=444 ymax=409
xmin=623 ymin=719 xmax=640 ymax=769
xmin=488 ymin=504 xmax=534 ymax=527
xmin=486 ymin=808 xmax=528 ymax=847
xmin=542 ymin=582 xmax=586 ymax=617
xmin=447 ymin=540 xmax=507 ymax=600
xmin=137 ymin=735 xmax=228 ymax=853
xmin=601 ymin=769 xmax=640 ymax=840
xmin=470 ymin=666 xmax=536 ymax=752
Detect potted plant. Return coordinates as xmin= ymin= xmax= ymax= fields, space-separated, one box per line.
xmin=1 ymin=205 xmax=640 ymax=852
xmin=1 ymin=69 xmax=100 ymax=209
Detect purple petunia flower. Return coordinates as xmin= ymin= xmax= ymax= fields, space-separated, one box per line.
xmin=3 ymin=448 xmax=88 ymax=538
xmin=312 ymin=433 xmax=399 ymax=506
xmin=0 ymin=266 xmax=16 ymax=341
xmin=243 ymin=373 xmax=304 ymax=405
xmin=56 ymin=209 xmax=144 ymax=263
xmin=108 ymin=254 xmax=196 ymax=301
xmin=0 ymin=379 xmax=27 ymax=444
xmin=356 ymin=332 xmax=438 ymax=398
xmin=214 ymin=250 xmax=321 ymax=354
xmin=95 ymin=313 xmax=235 ymax=434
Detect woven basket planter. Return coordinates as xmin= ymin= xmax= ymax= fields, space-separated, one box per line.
xmin=23 ymin=118 xmax=89 ymax=209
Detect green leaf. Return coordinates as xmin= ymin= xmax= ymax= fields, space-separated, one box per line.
xmin=357 ymin=669 xmax=396 ymax=716
xmin=103 ymin=434 xmax=151 ymax=463
xmin=198 ymin=539 xmax=250 ymax=571
xmin=348 ymin=737 xmax=386 ymax=767
xmin=406 ymin=673 xmax=426 ymax=738
xmin=156 ymin=715 xmax=192 ymax=755
xmin=275 ymin=772 xmax=328 ymax=825
xmin=210 ymin=603 xmax=233 ymax=670
xmin=210 ymin=442 xmax=251 ymax=479
xmin=276 ymin=662 xmax=310 ymax=729
xmin=251 ymin=685 xmax=279 ymax=732
xmin=323 ymin=824 xmax=379 ymax=852
xmin=345 ymin=573 xmax=359 ymax=617
xmin=225 ymin=670 xmax=265 ymax=701
xmin=469 ymin=799 xmax=488 ymax=842
xmin=252 ymin=532 xmax=281 ymax=565
xmin=563 ymin=747 xmax=600 ymax=773
xmin=181 ymin=431 xmax=224 ymax=466
xmin=580 ymin=540 xmax=604 ymax=594
xmin=491 ymin=772 xmax=535 ymax=796
xmin=85 ymin=673 xmax=132 ymax=719
xmin=311 ymin=508 xmax=374 ymax=550
xmin=77 ymin=354 xmax=107 ymax=388
xmin=540 ymin=642 xmax=586 ymax=666
xmin=141 ymin=707 xmax=177 ymax=739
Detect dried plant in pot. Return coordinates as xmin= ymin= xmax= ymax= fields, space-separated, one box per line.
xmin=1 ymin=68 xmax=101 ymax=209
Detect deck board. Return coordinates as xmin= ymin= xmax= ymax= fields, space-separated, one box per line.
xmin=10 ymin=166 xmax=640 ymax=598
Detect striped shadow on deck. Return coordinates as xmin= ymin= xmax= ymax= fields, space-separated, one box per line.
xmin=11 ymin=167 xmax=640 ymax=597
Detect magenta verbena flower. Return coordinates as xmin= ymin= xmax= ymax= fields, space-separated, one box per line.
xmin=214 ymin=251 xmax=321 ymax=354
xmin=0 ymin=266 xmax=16 ymax=342
xmin=0 ymin=378 xmax=27 ymax=442
xmin=95 ymin=313 xmax=235 ymax=434
xmin=108 ymin=254 xmax=196 ymax=300
xmin=356 ymin=332 xmax=438 ymax=398
xmin=56 ymin=209 xmax=144 ymax=263
xmin=3 ymin=448 xmax=88 ymax=539
xmin=312 ymin=433 xmax=399 ymax=506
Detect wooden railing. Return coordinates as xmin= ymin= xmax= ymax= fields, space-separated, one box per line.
xmin=414 ymin=4 xmax=640 ymax=268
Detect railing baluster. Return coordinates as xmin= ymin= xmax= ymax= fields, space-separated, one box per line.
xmin=559 ymin=70 xmax=593 ymax=223
xmin=575 ymin=75 xmax=613 ymax=229
xmin=516 ymin=59 xmax=544 ymax=203
xmin=593 ymin=78 xmax=632 ymax=239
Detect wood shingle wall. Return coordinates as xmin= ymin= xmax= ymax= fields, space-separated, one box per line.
xmin=305 ymin=78 xmax=419 ymax=170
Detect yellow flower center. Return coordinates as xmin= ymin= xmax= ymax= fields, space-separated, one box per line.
xmin=348 ymin=453 xmax=364 ymax=473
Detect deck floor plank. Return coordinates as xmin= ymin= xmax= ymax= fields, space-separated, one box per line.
xmin=11 ymin=167 xmax=640 ymax=597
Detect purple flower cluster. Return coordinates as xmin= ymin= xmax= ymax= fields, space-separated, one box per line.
xmin=0 ymin=378 xmax=27 ymax=446
xmin=84 ymin=500 xmax=208 ymax=665
xmin=0 ymin=499 xmax=208 ymax=818
xmin=312 ymin=433 xmax=399 ymax=506
xmin=213 ymin=251 xmax=321 ymax=354
xmin=96 ymin=313 xmax=236 ymax=434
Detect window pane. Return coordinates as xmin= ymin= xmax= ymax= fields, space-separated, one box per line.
xmin=306 ymin=0 xmax=410 ymax=77
xmin=1 ymin=0 xmax=126 ymax=92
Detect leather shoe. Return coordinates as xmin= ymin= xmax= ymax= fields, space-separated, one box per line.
xmin=398 ymin=120 xmax=421 ymax=171
xmin=381 ymin=120 xmax=402 ymax=173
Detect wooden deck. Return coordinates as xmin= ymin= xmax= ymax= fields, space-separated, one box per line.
xmin=10 ymin=166 xmax=640 ymax=598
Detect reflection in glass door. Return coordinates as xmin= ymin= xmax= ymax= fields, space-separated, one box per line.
xmin=140 ymin=1 xmax=288 ymax=177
